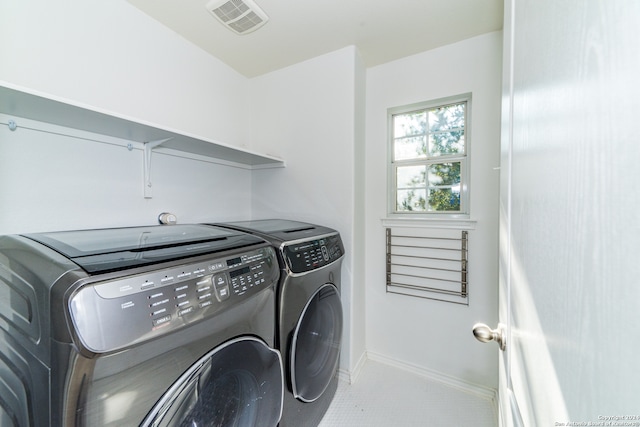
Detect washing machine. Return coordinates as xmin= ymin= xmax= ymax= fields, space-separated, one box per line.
xmin=212 ymin=219 xmax=344 ymax=427
xmin=0 ymin=224 xmax=284 ymax=427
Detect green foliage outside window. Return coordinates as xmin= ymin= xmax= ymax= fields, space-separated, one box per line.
xmin=392 ymin=100 xmax=467 ymax=213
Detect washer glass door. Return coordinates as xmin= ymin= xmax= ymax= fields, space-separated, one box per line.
xmin=291 ymin=283 xmax=343 ymax=402
xmin=142 ymin=337 xmax=283 ymax=427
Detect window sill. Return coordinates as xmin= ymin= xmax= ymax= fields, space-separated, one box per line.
xmin=381 ymin=217 xmax=477 ymax=230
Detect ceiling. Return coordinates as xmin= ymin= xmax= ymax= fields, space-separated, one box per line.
xmin=127 ymin=0 xmax=504 ymax=78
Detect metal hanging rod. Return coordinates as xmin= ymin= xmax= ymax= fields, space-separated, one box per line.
xmin=387 ymin=282 xmax=465 ymax=295
xmin=389 ymin=234 xmax=466 ymax=241
xmin=386 ymin=228 xmax=468 ymax=302
xmin=391 ymin=262 xmax=462 ymax=274
xmin=391 ymin=255 xmax=461 ymax=263
xmin=390 ymin=243 xmax=463 ymax=252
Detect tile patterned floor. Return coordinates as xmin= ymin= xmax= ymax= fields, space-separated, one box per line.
xmin=318 ymin=360 xmax=497 ymax=427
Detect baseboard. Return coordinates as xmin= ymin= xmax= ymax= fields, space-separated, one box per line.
xmin=365 ymin=351 xmax=498 ymax=405
xmin=337 ymin=350 xmax=367 ymax=384
xmin=336 ymin=368 xmax=350 ymax=383
xmin=342 ymin=351 xmax=367 ymax=384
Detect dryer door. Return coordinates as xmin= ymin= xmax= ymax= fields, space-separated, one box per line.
xmin=291 ymin=283 xmax=343 ymax=402
xmin=142 ymin=337 xmax=283 ymax=427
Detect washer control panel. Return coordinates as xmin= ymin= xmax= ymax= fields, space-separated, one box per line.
xmin=282 ymin=233 xmax=344 ymax=274
xmin=68 ymin=245 xmax=278 ymax=353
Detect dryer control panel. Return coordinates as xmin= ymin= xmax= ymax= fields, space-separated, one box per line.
xmin=68 ymin=245 xmax=278 ymax=354
xmin=282 ymin=233 xmax=344 ymax=274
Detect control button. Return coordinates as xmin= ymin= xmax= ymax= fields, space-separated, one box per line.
xmin=322 ymin=246 xmax=329 ymax=261
xmin=213 ymin=273 xmax=230 ymax=302
xmin=141 ymin=282 xmax=155 ymax=290
xmin=153 ymin=314 xmax=171 ymax=326
xmin=200 ymin=300 xmax=213 ymax=308
xmin=217 ymin=287 xmax=229 ymax=299
xmin=150 ymin=298 xmax=170 ymax=308
xmin=198 ymin=293 xmax=212 ymax=300
xmin=177 ymin=272 xmax=192 ymax=280
xmin=175 ymin=285 xmax=189 ymax=292
xmin=177 ymin=300 xmax=190 ymax=307
xmin=149 ymin=292 xmax=164 ymax=300
xmin=161 ymin=276 xmax=175 ymax=284
xmin=151 ymin=308 xmax=168 ymax=317
xmin=196 ymin=276 xmax=213 ymax=287
xmin=178 ymin=306 xmax=194 ymax=317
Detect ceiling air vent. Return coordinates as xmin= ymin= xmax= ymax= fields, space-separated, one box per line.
xmin=206 ymin=0 xmax=269 ymax=35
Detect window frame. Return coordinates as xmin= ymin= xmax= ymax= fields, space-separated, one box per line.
xmin=387 ymin=93 xmax=472 ymax=219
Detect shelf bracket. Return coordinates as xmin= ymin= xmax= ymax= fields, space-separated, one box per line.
xmin=143 ymin=137 xmax=173 ymax=198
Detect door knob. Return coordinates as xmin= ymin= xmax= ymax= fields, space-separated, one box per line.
xmin=472 ymin=323 xmax=506 ymax=351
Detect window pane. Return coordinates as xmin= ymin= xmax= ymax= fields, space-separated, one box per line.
xmin=389 ymin=96 xmax=468 ymax=215
xmin=397 ymin=189 xmax=427 ymax=212
xmin=427 ymin=162 xmax=460 ymax=186
xmin=428 ymin=103 xmax=465 ymax=132
xmin=397 ymin=165 xmax=426 ymax=188
xmin=394 ymin=136 xmax=427 ymax=160
xmin=394 ymin=112 xmax=426 ymax=138
xmin=428 ymin=188 xmax=461 ymax=211
xmin=428 ymin=130 xmax=465 ymax=156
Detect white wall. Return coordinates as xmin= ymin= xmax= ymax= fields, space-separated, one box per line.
xmin=0 ymin=0 xmax=254 ymax=233
xmin=247 ymin=46 xmax=365 ymax=373
xmin=0 ymin=0 xmax=249 ymax=148
xmin=364 ymin=32 xmax=503 ymax=390
xmin=0 ymin=117 xmax=251 ymax=234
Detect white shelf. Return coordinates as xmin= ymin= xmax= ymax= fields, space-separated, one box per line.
xmin=0 ymin=82 xmax=285 ymax=169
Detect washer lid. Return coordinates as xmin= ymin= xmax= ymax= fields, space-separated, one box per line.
xmin=218 ymin=219 xmax=336 ymax=241
xmin=23 ymin=224 xmax=263 ymax=274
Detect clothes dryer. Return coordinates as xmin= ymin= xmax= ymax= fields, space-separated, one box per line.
xmin=213 ymin=219 xmax=344 ymax=427
xmin=0 ymin=224 xmax=283 ymax=427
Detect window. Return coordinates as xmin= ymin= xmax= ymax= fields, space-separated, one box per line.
xmin=389 ymin=94 xmax=470 ymax=216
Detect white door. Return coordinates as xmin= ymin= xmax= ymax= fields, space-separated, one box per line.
xmin=494 ymin=0 xmax=640 ymax=425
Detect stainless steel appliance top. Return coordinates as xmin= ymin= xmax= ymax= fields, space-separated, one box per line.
xmin=23 ymin=224 xmax=264 ymax=274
